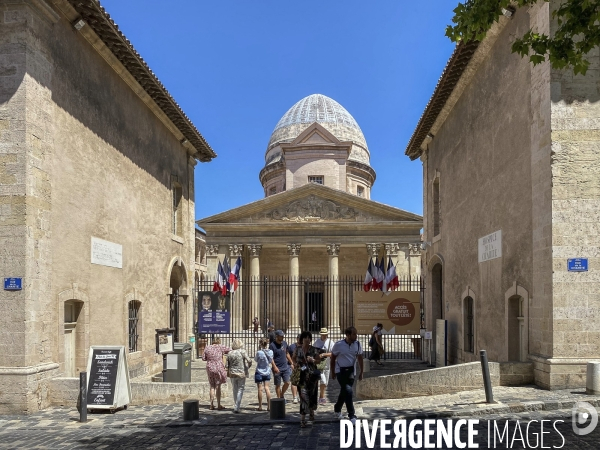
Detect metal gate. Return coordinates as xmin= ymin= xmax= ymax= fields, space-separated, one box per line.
xmin=195 ymin=275 xmax=424 ymax=360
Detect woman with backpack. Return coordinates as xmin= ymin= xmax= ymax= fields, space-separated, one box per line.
xmin=254 ymin=337 xmax=274 ymax=411
xmin=292 ymin=330 xmax=324 ymax=427
xmin=369 ymin=323 xmax=384 ymax=366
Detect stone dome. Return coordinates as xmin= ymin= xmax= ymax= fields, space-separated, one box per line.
xmin=267 ymin=94 xmax=370 ymax=165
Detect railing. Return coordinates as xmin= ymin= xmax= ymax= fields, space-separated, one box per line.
xmin=194 ymin=275 xmax=424 ymax=360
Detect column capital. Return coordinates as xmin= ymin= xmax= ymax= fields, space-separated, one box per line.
xmin=228 ymin=244 xmax=244 ymax=257
xmin=248 ymin=244 xmax=262 ymax=257
xmin=408 ymin=244 xmax=421 ymax=256
xmin=326 ymin=243 xmax=340 ymax=256
xmin=384 ymin=243 xmax=400 ymax=257
xmin=366 ymin=243 xmax=381 ymax=258
xmin=287 ymin=243 xmax=302 ymax=256
xmin=206 ymin=245 xmax=219 ymax=257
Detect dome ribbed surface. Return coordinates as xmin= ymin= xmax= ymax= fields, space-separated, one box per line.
xmin=267 ymin=94 xmax=368 ymax=151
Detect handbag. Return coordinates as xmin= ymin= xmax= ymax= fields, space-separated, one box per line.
xmin=290 ymin=365 xmax=301 ymax=386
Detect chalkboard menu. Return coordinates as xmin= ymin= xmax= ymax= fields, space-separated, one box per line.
xmin=87 ymin=348 xmax=120 ymax=406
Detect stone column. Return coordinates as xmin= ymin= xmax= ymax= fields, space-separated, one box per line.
xmin=408 ymin=244 xmax=422 ymax=278
xmin=248 ymin=244 xmax=262 ymax=332
xmin=228 ymin=244 xmax=244 ymax=332
xmin=287 ymin=243 xmax=302 ymax=335
xmin=366 ymin=243 xmax=380 ymax=262
xmin=205 ymin=245 xmax=219 ymax=281
xmin=327 ymin=243 xmax=341 ymax=332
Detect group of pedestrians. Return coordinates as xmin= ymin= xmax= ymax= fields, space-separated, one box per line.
xmin=201 ymin=326 xmax=365 ymax=426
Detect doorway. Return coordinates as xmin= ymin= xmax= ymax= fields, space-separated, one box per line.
xmin=64 ymin=300 xmax=82 ymax=377
xmin=507 ymin=295 xmax=523 ymax=361
xmin=304 ymin=281 xmax=324 ymax=332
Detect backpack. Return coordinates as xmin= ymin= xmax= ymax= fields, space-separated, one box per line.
xmin=369 ymin=334 xmax=376 ymax=347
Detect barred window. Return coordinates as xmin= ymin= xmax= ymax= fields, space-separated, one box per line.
xmin=464 ymin=297 xmax=474 ymax=353
xmin=308 ymin=176 xmax=324 ymax=185
xmin=357 ymin=186 xmax=364 ymax=197
xmin=128 ymin=300 xmax=141 ymax=352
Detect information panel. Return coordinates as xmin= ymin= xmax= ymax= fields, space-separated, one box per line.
xmin=353 ymin=291 xmax=420 ymax=335
xmin=87 ymin=348 xmax=120 ymax=406
xmin=198 ymin=291 xmax=231 ymax=334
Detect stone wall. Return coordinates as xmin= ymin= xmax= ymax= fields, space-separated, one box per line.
xmin=422 ymin=6 xmax=534 ymax=365
xmin=357 ymin=362 xmax=533 ymax=400
xmin=0 ymin=0 xmax=199 ymax=413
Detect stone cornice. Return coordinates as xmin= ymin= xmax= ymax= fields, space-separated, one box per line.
xmin=347 ymin=160 xmax=376 ymax=185
xmin=54 ymin=0 xmax=216 ymax=162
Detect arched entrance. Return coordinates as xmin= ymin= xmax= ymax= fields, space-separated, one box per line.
xmin=169 ymin=259 xmax=188 ymax=343
xmin=505 ymin=282 xmax=529 ymax=362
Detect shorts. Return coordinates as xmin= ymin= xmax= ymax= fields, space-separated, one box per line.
xmin=254 ymin=373 xmax=271 ymax=384
xmin=320 ymin=368 xmax=330 ymax=386
xmin=273 ymin=367 xmax=291 ymax=386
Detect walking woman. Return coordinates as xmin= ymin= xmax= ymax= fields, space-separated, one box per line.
xmin=293 ymin=330 xmax=323 ymax=427
xmin=226 ymin=338 xmax=253 ymax=413
xmin=202 ymin=337 xmax=231 ymax=410
xmin=368 ymin=323 xmax=384 ymax=366
xmin=254 ymin=337 xmax=273 ymax=411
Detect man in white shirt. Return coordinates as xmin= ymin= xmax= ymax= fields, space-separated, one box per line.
xmin=313 ymin=327 xmax=334 ymax=405
xmin=330 ymin=326 xmax=363 ymax=423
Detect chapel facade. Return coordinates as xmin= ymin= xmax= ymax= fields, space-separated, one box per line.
xmin=198 ymin=94 xmax=422 ymax=334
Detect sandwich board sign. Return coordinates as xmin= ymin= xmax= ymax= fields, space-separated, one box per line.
xmin=86 ymin=346 xmax=131 ymax=411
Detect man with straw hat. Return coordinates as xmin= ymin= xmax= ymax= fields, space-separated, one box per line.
xmin=313 ymin=327 xmax=333 ymax=405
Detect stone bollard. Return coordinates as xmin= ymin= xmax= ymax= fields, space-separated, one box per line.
xmin=586 ymin=362 xmax=600 ymax=394
xmin=270 ymin=398 xmax=286 ymax=420
xmin=183 ymin=399 xmax=199 ymax=421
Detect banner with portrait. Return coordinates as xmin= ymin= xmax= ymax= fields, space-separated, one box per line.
xmin=353 ymin=291 xmax=420 ymax=335
xmin=198 ymin=291 xmax=231 ymax=334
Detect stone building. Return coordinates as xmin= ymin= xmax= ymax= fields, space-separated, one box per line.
xmin=406 ymin=1 xmax=600 ymax=389
xmin=198 ymin=94 xmax=422 ymax=334
xmin=0 ymin=0 xmax=215 ymax=413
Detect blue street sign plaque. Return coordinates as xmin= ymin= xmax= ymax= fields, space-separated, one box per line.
xmin=568 ymin=258 xmax=588 ymax=272
xmin=4 ymin=278 xmax=22 ymax=290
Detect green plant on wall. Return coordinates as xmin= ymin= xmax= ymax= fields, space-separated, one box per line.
xmin=446 ymin=0 xmax=600 ymax=75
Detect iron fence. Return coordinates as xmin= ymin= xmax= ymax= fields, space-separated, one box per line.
xmin=194 ymin=275 xmax=424 ymax=360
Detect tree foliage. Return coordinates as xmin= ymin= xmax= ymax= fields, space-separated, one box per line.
xmin=446 ymin=0 xmax=600 ymax=75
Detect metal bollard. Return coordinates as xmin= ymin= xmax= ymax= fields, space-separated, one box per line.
xmin=479 ymin=350 xmax=494 ymax=403
xmin=270 ymin=398 xmax=286 ymax=420
xmin=79 ymin=371 xmax=87 ymax=422
xmin=183 ymin=399 xmax=199 ymax=421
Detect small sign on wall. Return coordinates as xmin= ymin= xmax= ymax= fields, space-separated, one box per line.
xmin=568 ymin=258 xmax=588 ymax=272
xmin=478 ymin=230 xmax=502 ymax=263
xmin=4 ymin=278 xmax=22 ymax=290
xmin=91 ymin=237 xmax=123 ymax=269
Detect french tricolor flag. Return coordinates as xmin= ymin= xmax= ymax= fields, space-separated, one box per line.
xmin=363 ymin=259 xmax=374 ymax=292
xmin=385 ymin=256 xmax=398 ymax=292
xmin=229 ymin=256 xmax=242 ymax=293
xmin=213 ymin=261 xmax=225 ymax=293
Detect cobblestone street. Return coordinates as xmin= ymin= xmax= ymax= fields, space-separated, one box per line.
xmin=3 ymin=378 xmax=600 ymax=449
xmin=1 ymin=407 xmax=600 ymax=449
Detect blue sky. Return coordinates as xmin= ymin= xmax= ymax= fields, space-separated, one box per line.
xmin=102 ymin=1 xmax=456 ymax=220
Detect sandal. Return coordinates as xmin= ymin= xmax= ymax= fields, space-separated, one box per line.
xmin=309 ymin=413 xmax=315 ymax=422
xmin=209 ymin=405 xmax=215 ymax=410
xmin=300 ymin=420 xmax=307 ymax=428
xmin=255 ymin=407 xmax=263 ymax=411
xmin=217 ymin=405 xmax=225 ymax=410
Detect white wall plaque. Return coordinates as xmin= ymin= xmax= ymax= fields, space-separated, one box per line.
xmin=478 ymin=230 xmax=502 ymax=263
xmin=91 ymin=237 xmax=123 ymax=269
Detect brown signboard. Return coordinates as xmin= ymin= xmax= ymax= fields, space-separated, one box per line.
xmin=353 ymin=291 xmax=421 ymax=335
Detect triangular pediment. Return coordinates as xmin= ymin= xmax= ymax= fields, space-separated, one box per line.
xmin=291 ymin=123 xmax=341 ymax=146
xmin=197 ymin=184 xmax=422 ymax=226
